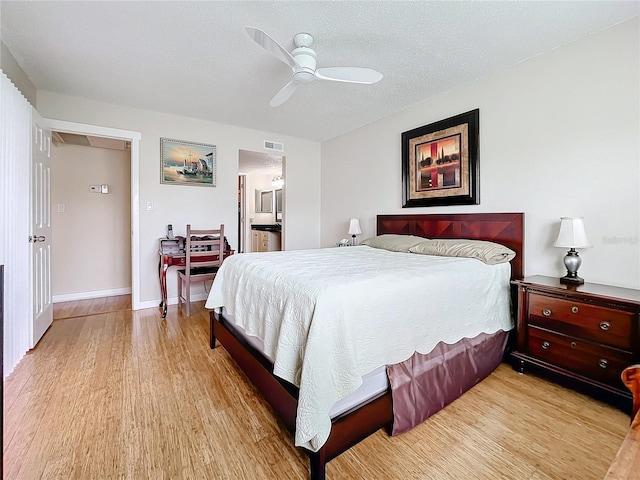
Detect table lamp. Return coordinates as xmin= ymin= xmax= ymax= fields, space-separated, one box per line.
xmin=553 ymin=217 xmax=592 ymax=285
xmin=348 ymin=218 xmax=362 ymax=246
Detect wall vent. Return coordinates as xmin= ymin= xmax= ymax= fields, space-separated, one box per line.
xmin=264 ymin=140 xmax=284 ymax=152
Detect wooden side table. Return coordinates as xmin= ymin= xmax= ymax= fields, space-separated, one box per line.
xmin=509 ymin=275 xmax=640 ymax=412
xmin=158 ymin=244 xmax=234 ymax=318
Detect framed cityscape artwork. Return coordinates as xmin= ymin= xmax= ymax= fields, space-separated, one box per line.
xmin=402 ymin=109 xmax=479 ymax=207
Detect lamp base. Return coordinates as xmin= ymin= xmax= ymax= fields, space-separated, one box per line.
xmin=559 ymin=274 xmax=584 ymax=285
xmin=560 ymin=248 xmax=584 ymax=285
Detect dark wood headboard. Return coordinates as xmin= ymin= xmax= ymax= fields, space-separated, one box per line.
xmin=377 ymin=213 xmax=524 ymax=280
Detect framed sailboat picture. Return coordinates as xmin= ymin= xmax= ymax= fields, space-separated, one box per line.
xmin=160 ymin=138 xmax=217 ymax=187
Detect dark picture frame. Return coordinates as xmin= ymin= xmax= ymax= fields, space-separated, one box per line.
xmin=402 ymin=109 xmax=479 ymax=207
xmin=160 ymin=138 xmax=217 ymax=187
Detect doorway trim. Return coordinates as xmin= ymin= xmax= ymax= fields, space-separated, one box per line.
xmin=44 ymin=118 xmax=142 ymax=310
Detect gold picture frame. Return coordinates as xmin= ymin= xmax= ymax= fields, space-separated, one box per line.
xmin=402 ymin=109 xmax=479 ymax=207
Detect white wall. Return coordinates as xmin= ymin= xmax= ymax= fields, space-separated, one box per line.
xmin=1 ymin=42 xmax=36 ymax=106
xmin=37 ymin=93 xmax=321 ymax=307
xmin=51 ymin=144 xmax=131 ymax=298
xmin=321 ymin=18 xmax=640 ymax=289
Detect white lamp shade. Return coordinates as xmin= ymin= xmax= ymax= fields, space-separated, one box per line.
xmin=553 ymin=217 xmax=592 ymax=248
xmin=348 ymin=218 xmax=362 ymax=236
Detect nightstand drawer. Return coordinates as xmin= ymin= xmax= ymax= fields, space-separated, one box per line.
xmin=511 ymin=276 xmax=640 ymax=411
xmin=528 ymin=293 xmax=634 ymax=350
xmin=528 ymin=326 xmax=632 ymax=387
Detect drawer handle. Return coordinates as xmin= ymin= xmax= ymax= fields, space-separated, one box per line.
xmin=541 ymin=341 xmax=550 ymax=350
xmin=599 ymin=321 xmax=611 ymax=331
xmin=570 ymin=341 xmax=577 ymax=349
xmin=571 ymin=306 xmax=579 ymax=314
xmin=598 ymin=358 xmax=608 ymax=369
xmin=542 ymin=309 xmax=552 ymax=317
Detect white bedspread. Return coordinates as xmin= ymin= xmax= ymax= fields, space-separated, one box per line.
xmin=205 ymin=246 xmax=512 ymax=452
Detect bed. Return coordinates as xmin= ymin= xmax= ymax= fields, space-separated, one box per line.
xmin=206 ymin=212 xmax=524 ymax=479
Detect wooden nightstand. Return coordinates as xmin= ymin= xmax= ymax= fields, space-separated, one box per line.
xmin=510 ymin=275 xmax=640 ymax=412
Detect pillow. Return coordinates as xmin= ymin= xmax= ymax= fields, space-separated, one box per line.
xmin=360 ymin=234 xmax=428 ymax=253
xmin=409 ymin=239 xmax=516 ymax=265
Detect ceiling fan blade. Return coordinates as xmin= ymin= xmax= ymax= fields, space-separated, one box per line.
xmin=270 ymin=80 xmax=300 ymax=107
xmin=315 ymin=67 xmax=383 ymax=84
xmin=245 ymin=26 xmax=299 ymax=71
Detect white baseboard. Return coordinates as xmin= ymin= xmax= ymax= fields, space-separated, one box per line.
xmin=53 ymin=287 xmax=132 ymax=303
xmin=136 ymin=292 xmax=209 ymax=311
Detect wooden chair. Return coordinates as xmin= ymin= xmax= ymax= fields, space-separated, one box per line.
xmin=604 ymin=364 xmax=640 ymax=479
xmin=177 ymin=224 xmax=224 ymax=317
xmin=622 ymin=365 xmax=640 ymax=424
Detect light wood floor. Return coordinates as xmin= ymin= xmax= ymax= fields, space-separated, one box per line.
xmin=3 ymin=297 xmax=629 ymax=479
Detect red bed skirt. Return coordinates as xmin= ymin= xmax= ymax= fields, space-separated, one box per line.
xmin=387 ymin=330 xmax=509 ymax=435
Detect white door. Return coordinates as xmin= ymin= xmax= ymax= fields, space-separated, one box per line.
xmin=31 ymin=112 xmax=53 ymax=346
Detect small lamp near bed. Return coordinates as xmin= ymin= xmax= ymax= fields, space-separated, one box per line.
xmin=553 ymin=217 xmax=592 ymax=285
xmin=348 ymin=218 xmax=362 ymax=246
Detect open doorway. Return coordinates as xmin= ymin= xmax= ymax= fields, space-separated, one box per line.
xmin=238 ymin=150 xmax=284 ymax=253
xmin=50 ymin=132 xmax=132 ymax=303
xmin=237 ymin=174 xmax=246 ymax=252
xmin=45 ymin=118 xmax=142 ymax=309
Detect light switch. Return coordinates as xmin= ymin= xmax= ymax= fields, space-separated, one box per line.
xmin=57 ymin=203 xmax=65 ymax=213
xmin=101 ymin=184 xmax=109 ymax=194
xmin=146 ymin=201 xmax=154 ymax=211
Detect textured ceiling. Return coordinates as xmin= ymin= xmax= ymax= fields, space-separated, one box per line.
xmin=52 ymin=132 xmax=129 ymax=151
xmin=1 ymin=1 xmax=638 ymax=142
xmin=238 ymin=149 xmax=282 ymax=175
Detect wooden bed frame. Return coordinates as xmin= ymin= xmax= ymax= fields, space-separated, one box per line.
xmin=210 ymin=212 xmax=524 ymax=480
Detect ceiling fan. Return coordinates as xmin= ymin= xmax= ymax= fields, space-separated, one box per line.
xmin=245 ymin=27 xmax=383 ymax=107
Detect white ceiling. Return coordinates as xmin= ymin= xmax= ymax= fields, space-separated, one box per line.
xmin=238 ymin=149 xmax=282 ymax=175
xmin=1 ymin=1 xmax=638 ymax=142
xmin=52 ymin=131 xmax=129 ymax=151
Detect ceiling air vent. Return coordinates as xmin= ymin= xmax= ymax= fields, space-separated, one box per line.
xmin=264 ymin=140 xmax=284 ymax=152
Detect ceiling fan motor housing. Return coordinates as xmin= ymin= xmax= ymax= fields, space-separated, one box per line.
xmin=291 ymin=46 xmax=317 ymax=83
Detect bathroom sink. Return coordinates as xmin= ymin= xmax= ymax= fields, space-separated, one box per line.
xmin=251 ymin=224 xmax=281 ymax=232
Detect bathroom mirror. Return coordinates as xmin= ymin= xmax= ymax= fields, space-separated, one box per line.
xmin=275 ymin=189 xmax=283 ymax=222
xmin=255 ymin=189 xmax=273 ymax=213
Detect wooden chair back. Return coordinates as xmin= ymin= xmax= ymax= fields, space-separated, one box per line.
xmin=604 ymin=364 xmax=640 ymax=479
xmin=185 ymin=224 xmax=225 ymax=273
xmin=178 ymin=224 xmax=225 ymax=316
xmin=622 ymin=365 xmax=640 ymax=425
